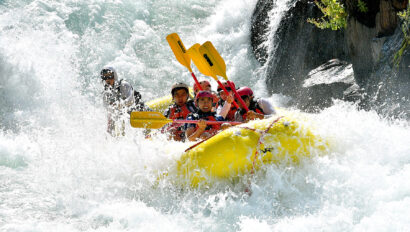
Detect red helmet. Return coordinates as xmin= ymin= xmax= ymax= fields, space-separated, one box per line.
xmin=193 ymin=80 xmax=211 ymax=93
xmin=217 ymin=81 xmax=235 ymax=92
xmin=195 ymin=90 xmax=214 ymax=102
xmin=237 ymin=86 xmax=253 ymax=97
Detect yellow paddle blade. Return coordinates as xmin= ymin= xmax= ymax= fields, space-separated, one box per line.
xmin=187 ymin=43 xmax=216 ymax=79
xmin=199 ymin=41 xmax=228 ymax=80
xmin=166 ymin=33 xmax=193 ymax=72
xmin=130 ymin=111 xmax=173 ymax=129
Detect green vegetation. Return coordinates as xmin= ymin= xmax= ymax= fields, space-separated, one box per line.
xmin=307 ymin=0 xmax=347 ymax=30
xmin=307 ymin=0 xmax=368 ymax=30
xmin=394 ymin=5 xmax=410 ymax=66
xmin=357 ymin=0 xmax=368 ymax=13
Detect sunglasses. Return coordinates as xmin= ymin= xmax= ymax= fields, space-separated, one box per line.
xmin=101 ymin=70 xmax=115 ymax=80
xmin=217 ymin=87 xmax=232 ymax=92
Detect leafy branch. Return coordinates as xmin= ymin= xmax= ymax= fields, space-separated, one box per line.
xmin=394 ymin=5 xmax=410 ymax=66
xmin=307 ymin=0 xmax=347 ymax=30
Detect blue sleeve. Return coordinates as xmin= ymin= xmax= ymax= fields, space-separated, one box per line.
xmin=184 ymin=115 xmax=197 ymax=130
xmin=215 ymin=115 xmax=225 ymax=121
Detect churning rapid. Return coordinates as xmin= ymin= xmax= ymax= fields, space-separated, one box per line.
xmin=1 ymin=0 xmax=410 ymax=231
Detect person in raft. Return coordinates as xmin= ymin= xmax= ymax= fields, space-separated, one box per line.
xmin=193 ymin=80 xmax=212 ymax=95
xmin=101 ymin=67 xmax=145 ymax=136
xmin=234 ymin=86 xmax=276 ymax=122
xmin=163 ymin=82 xmax=197 ymax=141
xmin=193 ymin=80 xmax=219 ymax=111
xmin=216 ymin=81 xmax=238 ymax=121
xmin=185 ymin=91 xmax=227 ymax=141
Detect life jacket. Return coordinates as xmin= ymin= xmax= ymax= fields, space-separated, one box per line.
xmin=240 ymin=100 xmax=264 ymax=120
xmin=217 ymin=99 xmax=237 ymax=121
xmin=163 ymin=101 xmax=196 ymax=141
xmin=190 ymin=111 xmax=221 ymax=135
xmin=164 ymin=101 xmax=196 ymax=120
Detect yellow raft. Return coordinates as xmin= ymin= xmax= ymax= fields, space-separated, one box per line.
xmin=146 ymin=94 xmax=173 ymax=113
xmin=175 ymin=112 xmax=329 ymax=187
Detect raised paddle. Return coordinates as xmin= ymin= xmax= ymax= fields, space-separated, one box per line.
xmin=199 ymin=41 xmax=250 ymax=112
xmin=187 ymin=44 xmax=240 ymax=108
xmin=130 ymin=111 xmax=242 ymax=129
xmin=166 ymin=33 xmax=203 ymax=91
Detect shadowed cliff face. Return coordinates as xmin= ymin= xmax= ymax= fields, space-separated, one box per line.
xmin=251 ymin=0 xmax=409 ymax=118
xmin=251 ymin=0 xmax=274 ymax=65
xmin=251 ymin=0 xmax=349 ymax=98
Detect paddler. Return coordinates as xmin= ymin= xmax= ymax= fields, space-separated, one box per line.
xmin=163 ymin=82 xmax=197 ymax=141
xmin=216 ymin=81 xmax=237 ymax=121
xmin=234 ymin=86 xmax=276 ymax=122
xmin=185 ymin=91 xmax=227 ymax=141
xmin=193 ymin=80 xmax=212 ymax=95
xmin=193 ymin=80 xmax=219 ymax=111
xmin=100 ymin=67 xmax=145 ymax=136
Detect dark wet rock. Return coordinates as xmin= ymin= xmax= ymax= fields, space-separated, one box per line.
xmin=344 ymin=0 xmax=406 ymax=86
xmin=251 ymin=0 xmax=274 ymax=65
xmin=362 ymin=26 xmax=410 ymax=119
xmin=344 ymin=0 xmax=381 ymax=28
xmin=297 ymin=59 xmax=360 ymax=111
xmin=251 ymin=0 xmax=409 ymax=117
xmin=251 ymin=0 xmax=349 ymax=97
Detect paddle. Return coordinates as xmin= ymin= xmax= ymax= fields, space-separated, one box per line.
xmin=187 ymin=44 xmax=240 ymax=109
xmin=199 ymin=41 xmax=249 ymax=112
xmin=130 ymin=111 xmax=242 ymax=129
xmin=166 ymin=33 xmax=203 ymax=91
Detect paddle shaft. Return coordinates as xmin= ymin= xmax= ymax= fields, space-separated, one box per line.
xmin=227 ymin=81 xmax=249 ymax=112
xmin=191 ymin=72 xmax=203 ymax=91
xmin=215 ymin=80 xmax=239 ymax=108
xmin=172 ymin=119 xmax=241 ymax=125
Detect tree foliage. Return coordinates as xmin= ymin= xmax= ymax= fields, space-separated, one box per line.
xmin=394 ymin=5 xmax=410 ymax=66
xmin=357 ymin=0 xmax=368 ymax=13
xmin=307 ymin=0 xmax=369 ymax=30
xmin=307 ymin=0 xmax=347 ymax=30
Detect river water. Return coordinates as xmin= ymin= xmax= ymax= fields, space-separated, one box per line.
xmin=1 ymin=0 xmax=410 ymax=231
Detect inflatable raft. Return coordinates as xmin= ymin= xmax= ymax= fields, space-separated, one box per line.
xmin=175 ymin=112 xmax=329 ymax=187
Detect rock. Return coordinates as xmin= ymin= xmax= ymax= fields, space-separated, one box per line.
xmin=344 ymin=0 xmax=381 ymax=28
xmin=303 ymin=59 xmax=355 ymax=87
xmin=297 ymin=59 xmax=360 ymax=111
xmin=377 ymin=0 xmax=399 ymax=36
xmin=392 ymin=0 xmax=409 ymax=10
xmin=345 ymin=16 xmax=381 ymax=86
xmin=254 ymin=0 xmax=349 ymax=97
xmin=363 ymin=26 xmax=410 ymax=119
xmin=251 ymin=0 xmax=274 ymax=65
xmin=251 ymin=0 xmax=409 ymax=117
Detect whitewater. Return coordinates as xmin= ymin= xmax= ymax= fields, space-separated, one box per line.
xmin=1 ymin=0 xmax=410 ymax=231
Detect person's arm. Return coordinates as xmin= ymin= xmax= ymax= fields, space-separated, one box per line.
xmin=257 ymin=98 xmax=276 ymax=116
xmin=246 ymin=110 xmax=264 ymax=121
xmin=119 ymin=81 xmax=135 ymax=108
xmin=186 ymin=120 xmax=207 ymax=141
xmin=218 ymin=94 xmax=234 ymax=119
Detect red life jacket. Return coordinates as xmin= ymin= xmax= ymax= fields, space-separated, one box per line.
xmin=191 ymin=111 xmax=221 ymax=136
xmin=225 ymin=105 xmax=238 ymax=121
xmin=167 ymin=104 xmax=192 ymax=120
xmin=163 ymin=102 xmax=196 ymax=141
